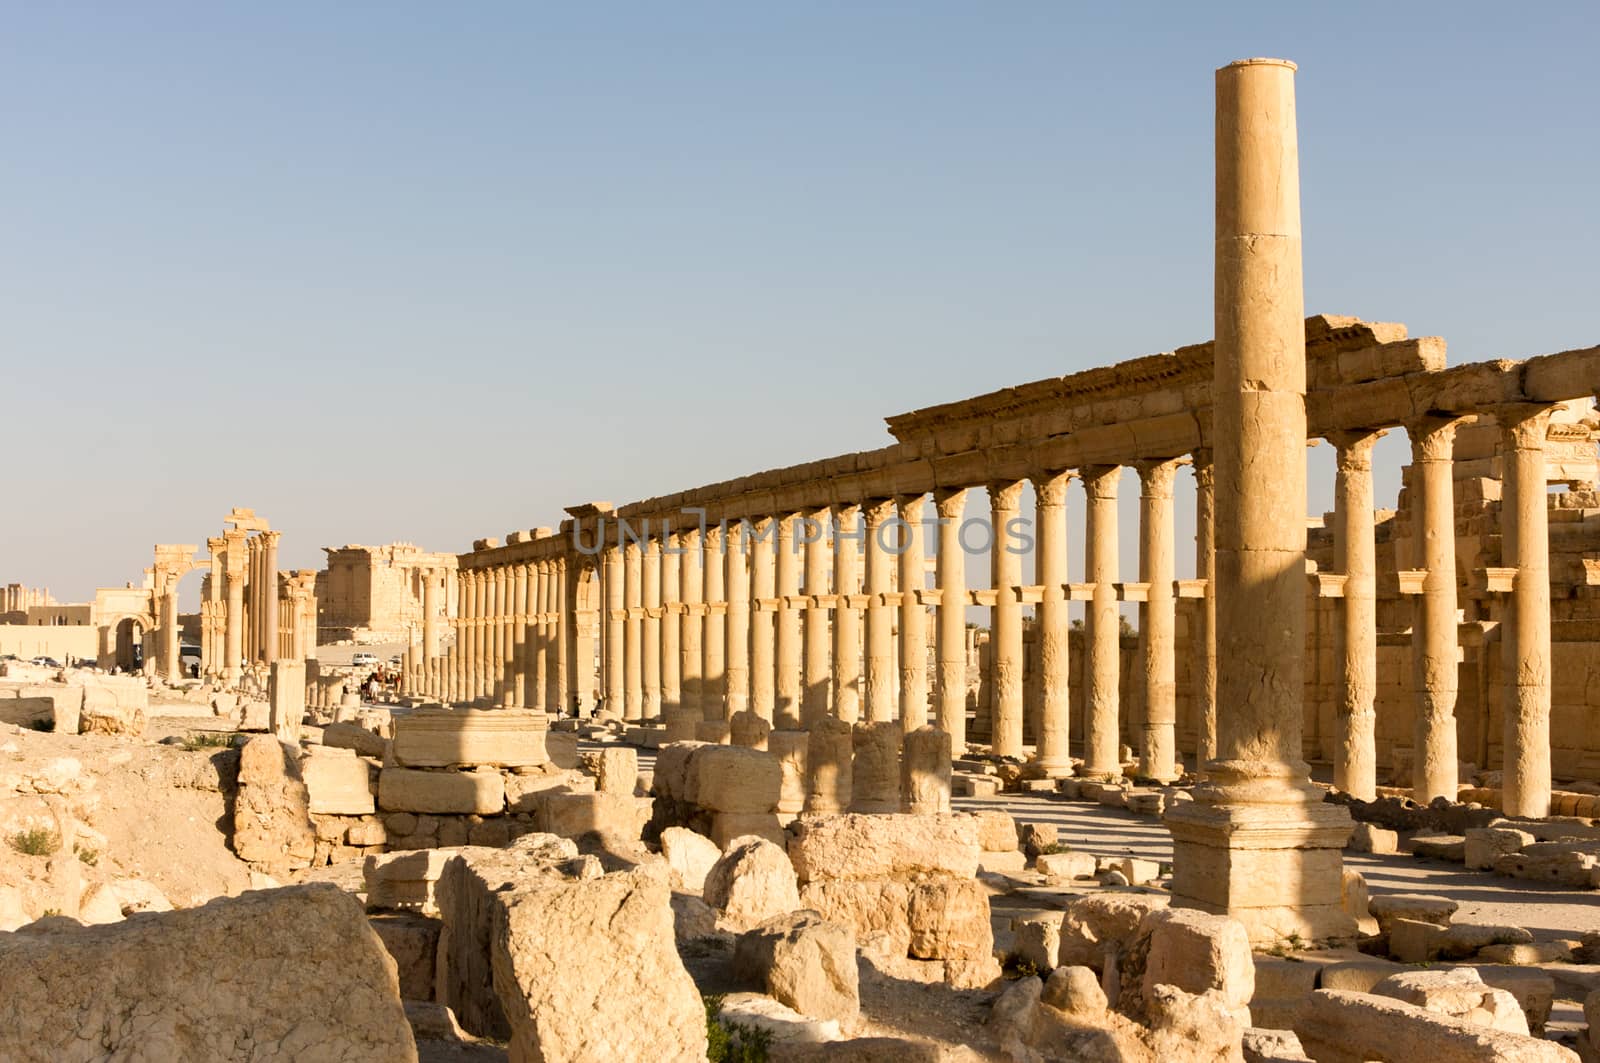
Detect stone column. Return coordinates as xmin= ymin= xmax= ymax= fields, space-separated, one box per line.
xmin=934 ymin=489 xmax=968 ymax=750
xmin=262 ymin=532 xmax=280 ymax=663
xmin=747 ymin=516 xmax=776 ymax=723
xmin=1033 ymin=472 xmax=1072 ymax=775
xmin=1410 ymin=416 xmax=1462 ymax=803
xmin=493 ymin=567 xmax=509 ymax=704
xmin=224 ymin=534 xmax=246 ymax=685
xmin=862 ymin=499 xmax=897 ymax=724
xmin=1166 ymin=57 xmax=1352 ymax=945
xmin=1136 ymin=459 xmax=1182 ymax=782
xmin=476 ymin=570 xmax=492 ymax=702
xmin=623 ymin=540 xmax=644 ymax=720
xmin=1500 ymin=404 xmax=1554 ymax=818
xmin=204 ymin=539 xmax=223 ymax=678
xmin=724 ymin=521 xmax=750 ymax=718
xmin=512 ymin=564 xmax=529 ymax=707
xmin=989 ymin=481 xmax=1025 ymax=758
xmin=801 ymin=509 xmax=831 ymax=727
xmin=897 ymin=495 xmax=928 ymax=732
xmin=460 ymin=571 xmax=477 ymax=702
xmin=553 ymin=558 xmax=571 ymax=713
xmin=531 ymin=562 xmax=549 ymax=712
xmin=243 ymin=536 xmax=258 ymax=663
xmin=774 ymin=514 xmax=802 ymax=729
xmin=832 ymin=504 xmax=863 ymax=723
xmin=1329 ymin=432 xmax=1380 ymax=800
xmin=1193 ymin=452 xmax=1218 ymax=766
xmin=661 ymin=533 xmax=681 ymax=719
xmin=159 ymin=580 xmax=181 ymax=680
xmin=1081 ymin=465 xmax=1122 ymax=779
xmin=602 ymin=544 xmax=624 ymax=719
xmin=679 ymin=528 xmax=703 ymax=719
xmin=448 ymin=572 xmax=463 ymax=703
xmin=422 ymin=568 xmax=441 ymax=659
xmin=702 ymin=526 xmax=727 ymax=720
xmin=642 ymin=533 xmax=663 ymax=720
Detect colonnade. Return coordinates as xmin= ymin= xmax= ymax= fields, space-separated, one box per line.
xmin=420 ymin=556 xmax=570 ymax=712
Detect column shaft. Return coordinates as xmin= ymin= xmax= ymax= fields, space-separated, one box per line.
xmin=1501 ymin=406 xmax=1553 ymax=818
xmin=1193 ymin=454 xmax=1218 ymax=766
xmin=863 ymin=499 xmax=897 ymax=724
xmin=702 ymin=527 xmax=727 ymax=720
xmin=602 ymin=545 xmax=624 ymax=719
xmin=832 ymin=505 xmax=863 ymax=723
xmin=1137 ymin=459 xmax=1181 ymax=782
xmin=724 ymin=523 xmax=750 ymax=719
xmin=897 ymin=496 xmax=928 ymax=731
xmin=1411 ymin=417 xmax=1461 ymax=803
xmin=774 ymin=515 xmax=802 ymax=728
xmin=1034 ymin=473 xmax=1072 ymax=773
xmin=747 ymin=517 xmax=777 ymax=723
xmin=1082 ymin=465 xmax=1122 ymax=778
xmin=643 ymin=535 xmax=663 ymax=719
xmin=624 ymin=541 xmax=644 ymax=720
xmin=989 ymin=482 xmax=1024 ymax=757
xmin=1330 ymin=433 xmax=1380 ymax=799
xmin=801 ymin=510 xmax=831 ymax=727
xmin=934 ymin=490 xmax=968 ymax=749
xmin=679 ymin=529 xmax=704 ymax=719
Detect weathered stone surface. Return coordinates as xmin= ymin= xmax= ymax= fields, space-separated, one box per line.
xmin=78 ymin=686 xmax=146 ymax=737
xmin=1019 ymin=821 xmax=1058 ymax=860
xmin=1139 ymin=907 xmax=1255 ymax=1020
xmin=848 ymin=721 xmax=900 ymax=813
xmin=900 ymin=725 xmax=952 ymax=814
xmin=378 ymin=767 xmax=505 ymax=815
xmin=660 ymin=825 xmax=721 ymax=891
xmin=787 ymin=812 xmax=979 ymax=882
xmin=710 ymin=811 xmax=786 ymax=849
xmin=1011 ymin=913 xmax=1064 ymax=972
xmin=907 ymin=876 xmax=992 ymax=963
xmin=1040 ymin=964 xmax=1108 ymax=1018
xmin=1464 ymin=827 xmax=1535 ymax=871
xmin=767 ymin=729 xmax=810 ymax=815
xmin=542 ymin=791 xmax=649 ymax=841
xmin=690 ymin=745 xmax=781 ymax=814
xmin=797 ymin=878 xmax=912 ymax=951
xmin=804 ymin=716 xmax=853 ymax=813
xmin=303 ymin=747 xmax=376 ymax=815
xmin=233 ymin=736 xmax=315 ymax=873
xmin=322 ymin=720 xmax=389 ymax=758
xmin=704 ymin=836 xmax=801 ymax=928
xmin=582 ymin=746 xmax=637 ymax=795
xmin=1294 ymin=989 xmax=1576 ymax=1063
xmin=1242 ymin=1028 xmax=1312 ymax=1062
xmin=733 ymin=910 xmax=859 ymax=1024
xmin=370 ymin=911 xmax=441 ymax=1002
xmin=1036 ymin=850 xmax=1098 ymax=880
xmin=971 ymin=809 xmax=1019 ymax=852
xmin=0 ymin=883 xmax=416 ymax=1062
xmin=1368 ymin=893 xmax=1457 ymax=935
xmin=1057 ymin=892 xmax=1170 ymax=970
xmin=391 ymin=708 xmax=548 ymax=769
xmin=1372 ymin=968 xmax=1528 ymax=1034
xmin=365 ymin=847 xmax=465 ymax=916
xmin=1348 ymin=822 xmax=1399 ymax=854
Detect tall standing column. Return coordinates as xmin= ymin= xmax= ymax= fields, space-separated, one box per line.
xmin=448 ymin=573 xmax=463 ymax=703
xmin=724 ymin=522 xmax=750 ymax=719
xmin=1081 ymin=465 xmax=1123 ymax=778
xmin=1500 ymin=404 xmax=1554 ymax=819
xmin=661 ymin=532 xmax=681 ymax=718
xmin=863 ymin=499 xmax=897 ymax=724
xmin=262 ymin=532 xmax=280 ymax=663
xmin=1166 ymin=57 xmax=1352 ymax=945
xmin=462 ymin=571 xmax=478 ymax=702
xmin=602 ymin=544 xmax=624 ymax=719
xmin=422 ymin=568 xmax=441 ymax=660
xmin=224 ymin=535 xmax=246 ymax=685
xmin=512 ymin=564 xmax=529 ymax=707
xmin=1410 ymin=416 xmax=1461 ymax=803
xmin=623 ymin=540 xmax=644 ymax=720
xmin=774 ymin=514 xmax=802 ymax=729
xmin=492 ymin=567 xmax=508 ymax=704
xmin=989 ymin=481 xmax=1025 ymax=758
xmin=642 ymin=534 xmax=663 ymax=720
xmin=159 ymin=579 xmax=181 ymax=680
xmin=475 ymin=570 xmax=492 ymax=702
xmin=531 ymin=562 xmax=549 ymax=712
xmin=897 ymin=495 xmax=928 ymax=731
xmin=748 ymin=516 xmax=777 ymax=723
xmin=679 ymin=528 xmax=703 ymax=719
xmin=1137 ymin=458 xmax=1182 ymax=782
xmin=702 ymin=526 xmax=727 ymax=720
xmin=204 ymin=539 xmax=224 ymax=678
xmin=832 ymin=504 xmax=863 ymax=723
xmin=1034 ymin=472 xmax=1072 ymax=775
xmin=552 ymin=558 xmax=569 ymax=712
xmin=801 ymin=509 xmax=831 ymax=727
xmin=1193 ymin=452 xmax=1219 ymax=767
xmin=1329 ymin=432 xmax=1380 ymax=800
xmin=934 ymin=489 xmax=969 ymax=749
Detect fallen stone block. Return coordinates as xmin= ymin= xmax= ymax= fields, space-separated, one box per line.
xmin=302 ymin=747 xmax=375 ymax=815
xmin=1369 ymin=893 xmax=1458 ymax=935
xmin=1349 ymin=822 xmax=1399 ymax=854
xmin=542 ymin=791 xmax=649 ymax=841
xmin=1373 ymin=968 xmax=1529 ymax=1034
xmin=378 ymin=767 xmax=505 ymax=815
xmin=733 ymin=910 xmax=859 ymax=1024
xmin=786 ymin=812 xmax=979 ymax=883
xmin=1465 ymin=826 xmax=1534 ymax=870
xmin=1293 ymin=989 xmax=1576 ymax=1063
xmin=704 ymin=836 xmax=801 ymax=928
xmin=660 ymin=825 xmax=720 ymax=891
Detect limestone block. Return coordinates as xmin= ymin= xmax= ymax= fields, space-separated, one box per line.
xmin=730 ymin=709 xmax=772 ymax=750
xmin=1139 ymin=907 xmax=1255 ymax=1018
xmin=710 ymin=812 xmax=785 ymax=850
xmin=1369 ymin=893 xmax=1458 ymax=935
xmin=490 ymin=867 xmax=708 ymax=1061
xmin=545 ymin=731 xmax=579 ymax=770
xmin=1293 ymin=989 xmax=1576 ymax=1063
xmin=689 ymin=745 xmax=781 ymax=814
xmin=378 ymin=767 xmax=505 ymax=815
xmin=971 ymin=810 xmax=1019 ymax=853
xmin=1372 ymin=968 xmax=1529 ymax=1034
xmin=1242 ymin=1029 xmax=1313 ymax=1062
xmin=239 ymin=700 xmax=270 ymax=732
xmin=1348 ymin=822 xmax=1398 ymax=854
xmin=787 ymin=812 xmax=979 ymax=883
xmin=1058 ymin=893 xmax=1170 ymax=971
xmin=797 ymin=877 xmax=912 ymax=952
xmin=693 ymin=720 xmax=732 ymax=744
xmin=302 ymin=748 xmax=376 ymax=815
xmin=1040 ymin=965 xmax=1108 ymax=1018
xmin=267 ymin=659 xmax=305 ymax=744
xmin=233 ymin=736 xmax=316 ymax=874
xmin=900 ymin=725 xmax=952 ymax=815
xmin=1011 ymin=913 xmax=1064 ymax=972
xmin=906 ymin=876 xmax=992 ymax=963
xmin=978 ymin=850 xmax=1027 ymax=874
xmin=1319 ymin=959 xmax=1404 ymax=993
xmin=1411 ymin=835 xmax=1467 ymax=862
xmin=952 ymin=774 xmax=1000 ymax=797
xmin=651 ymin=741 xmax=705 ymax=800
xmin=804 ymin=716 xmax=853 ymax=813
xmin=848 ymin=722 xmax=900 ymax=813
xmin=1036 ymin=851 xmax=1097 ymax=881
xmin=768 ymin=730 xmax=809 ymax=815
xmin=713 ymin=992 xmax=841 ymax=1048
xmin=660 ymin=826 xmax=721 ymax=891
xmin=733 ymin=910 xmax=859 ymax=1024
xmin=322 ymin=720 xmax=388 ymax=758
xmin=703 ymin=836 xmax=801 ymax=929
xmin=1494 ymin=845 xmax=1600 ymax=888
xmin=1020 ymin=822 xmax=1059 ymax=860
xmin=0 ymin=883 xmax=416 ymax=1061
xmin=1113 ymin=856 xmax=1162 ymax=886
xmin=1477 ymin=941 xmax=1572 ymax=965
xmin=364 ymin=848 xmax=461 ymax=915
xmin=1475 ymin=966 xmax=1555 ymax=1035
xmin=391 ymin=708 xmax=548 ymax=769
xmin=1434 ymin=923 xmax=1534 ymax=960
xmin=1250 ymin=956 xmax=1322 ymax=1031
xmin=582 ymin=746 xmax=637 ymax=795
xmin=79 ymin=686 xmax=146 ymax=737
xmin=543 ymin=792 xmax=649 ymax=842
xmin=1341 ymin=868 xmax=1373 ymax=933
xmin=1390 ymin=918 xmax=1446 ymax=963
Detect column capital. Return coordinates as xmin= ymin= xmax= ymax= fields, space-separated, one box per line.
xmin=1326 ymin=428 xmax=1385 ymax=468
xmin=987 ymin=480 xmax=1025 ymax=510
xmin=1031 ymin=470 xmax=1072 ymax=505
xmin=1407 ymin=414 xmax=1463 ymax=461
xmin=1080 ymin=464 xmax=1120 ymax=497
xmin=861 ymin=498 xmax=897 ymax=524
xmin=933 ymin=486 xmax=968 ymax=518
xmin=1134 ymin=456 xmax=1184 ymax=496
xmin=1497 ymin=402 xmax=1556 ymax=448
xmin=895 ymin=494 xmax=925 ymax=519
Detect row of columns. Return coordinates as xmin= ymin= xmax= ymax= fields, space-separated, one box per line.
xmin=426 ymin=560 xmax=569 ymax=711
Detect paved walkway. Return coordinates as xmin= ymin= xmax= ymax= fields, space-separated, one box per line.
xmin=956 ymin=792 xmax=1600 ymax=940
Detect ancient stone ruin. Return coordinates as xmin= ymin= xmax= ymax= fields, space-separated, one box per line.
xmin=1 ymin=55 xmax=1597 ymax=1063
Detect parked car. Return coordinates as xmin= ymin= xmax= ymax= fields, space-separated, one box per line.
xmin=29 ymin=656 xmax=61 ymax=668
xmin=351 ymin=652 xmax=380 ymax=668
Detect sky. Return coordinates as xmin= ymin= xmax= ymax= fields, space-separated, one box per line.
xmin=3 ymin=2 xmax=1597 ymax=608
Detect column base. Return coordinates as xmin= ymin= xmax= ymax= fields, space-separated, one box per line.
xmin=1026 ymin=758 xmax=1075 ymax=780
xmin=1164 ymin=798 xmax=1355 ymax=947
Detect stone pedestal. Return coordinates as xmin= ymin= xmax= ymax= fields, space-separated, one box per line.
xmin=268 ymin=658 xmax=305 ymax=744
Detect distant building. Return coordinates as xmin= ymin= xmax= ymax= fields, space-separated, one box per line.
xmin=318 ymin=544 xmax=458 ymax=645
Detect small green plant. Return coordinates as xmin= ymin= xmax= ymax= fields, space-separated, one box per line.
xmin=181 ymin=732 xmax=236 ymax=751
xmin=1002 ymin=953 xmax=1041 ymax=980
xmin=1266 ymin=930 xmax=1308 ymax=958
xmin=11 ymin=828 xmax=59 ymax=856
xmin=76 ymin=845 xmax=98 ymax=866
xmin=1039 ymin=841 xmax=1073 ymax=856
xmin=42 ymin=908 xmax=61 ymax=918
xmin=703 ymin=994 xmax=771 ymax=1062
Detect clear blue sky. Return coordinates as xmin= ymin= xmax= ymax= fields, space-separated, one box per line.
xmin=4 ymin=2 xmax=1596 ymax=606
